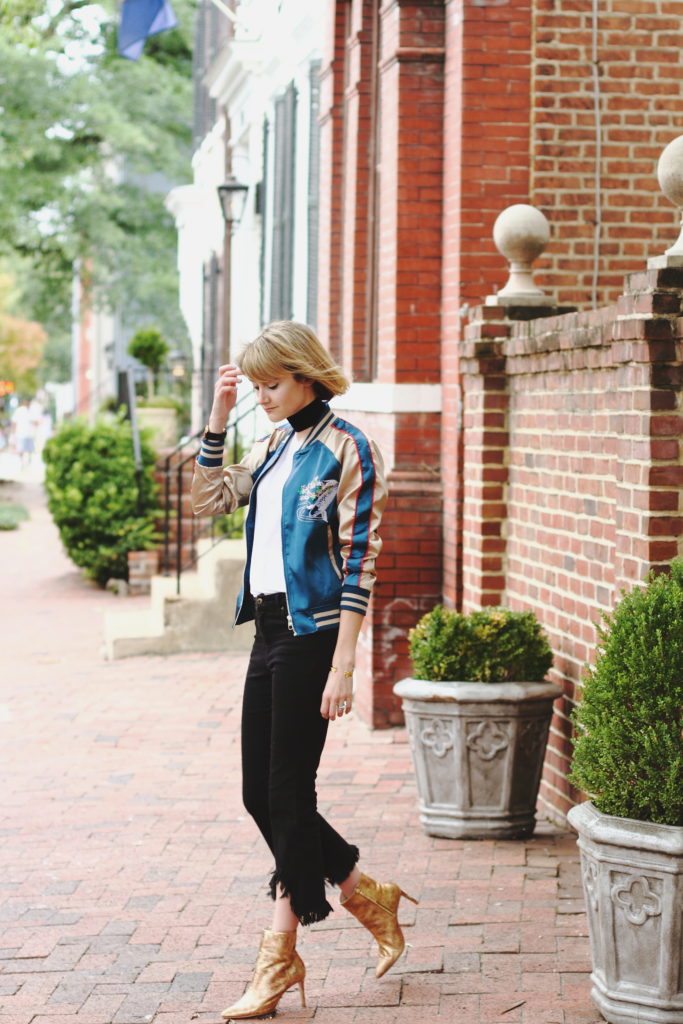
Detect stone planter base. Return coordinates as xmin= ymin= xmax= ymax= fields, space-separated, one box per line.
xmin=568 ymin=801 xmax=683 ymax=1024
xmin=136 ymin=407 xmax=178 ymax=450
xmin=394 ymin=678 xmax=561 ymax=840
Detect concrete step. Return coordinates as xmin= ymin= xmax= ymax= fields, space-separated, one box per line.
xmin=104 ymin=536 xmax=253 ymax=659
xmin=103 ymin=608 xmax=165 ymax=659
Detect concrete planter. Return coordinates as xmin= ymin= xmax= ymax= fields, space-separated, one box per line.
xmin=136 ymin=406 xmax=178 ymax=450
xmin=567 ymin=801 xmax=683 ymax=1024
xmin=393 ymin=677 xmax=561 ymax=839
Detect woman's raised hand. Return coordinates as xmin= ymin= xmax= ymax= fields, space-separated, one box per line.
xmin=208 ymin=364 xmax=242 ymax=432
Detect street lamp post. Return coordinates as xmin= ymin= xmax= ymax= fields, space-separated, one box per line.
xmin=217 ymin=177 xmax=249 ymax=367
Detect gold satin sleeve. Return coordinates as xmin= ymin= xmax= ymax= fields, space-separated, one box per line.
xmin=190 ymin=432 xmax=279 ymax=517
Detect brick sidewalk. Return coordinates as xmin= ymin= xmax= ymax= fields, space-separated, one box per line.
xmin=0 ymin=476 xmax=599 ymax=1024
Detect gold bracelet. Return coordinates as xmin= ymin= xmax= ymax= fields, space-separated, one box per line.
xmin=329 ymin=666 xmax=354 ymax=678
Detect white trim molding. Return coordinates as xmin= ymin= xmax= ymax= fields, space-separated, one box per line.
xmin=331 ymin=382 xmax=442 ymax=415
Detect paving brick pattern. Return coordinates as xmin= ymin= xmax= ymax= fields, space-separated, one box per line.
xmin=0 ymin=475 xmax=600 ymax=1023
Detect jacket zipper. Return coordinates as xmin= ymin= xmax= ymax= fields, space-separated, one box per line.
xmin=284 ymin=591 xmax=296 ymax=635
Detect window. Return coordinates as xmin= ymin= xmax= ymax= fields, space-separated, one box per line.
xmin=306 ymin=60 xmax=322 ymax=329
xmin=269 ymin=82 xmax=298 ymax=321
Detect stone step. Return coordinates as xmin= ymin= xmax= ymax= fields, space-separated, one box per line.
xmin=104 ymin=537 xmax=253 ymax=659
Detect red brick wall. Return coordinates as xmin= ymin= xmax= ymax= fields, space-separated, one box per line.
xmin=375 ymin=0 xmax=445 ymax=384
xmin=461 ymin=266 xmax=683 ymax=818
xmin=320 ymin=0 xmax=683 ymax=818
xmin=531 ymin=0 xmax=682 ymax=306
xmin=441 ymin=0 xmax=534 ymax=606
xmin=324 ymin=1 xmax=446 ymax=727
xmin=340 ymin=0 xmax=375 ymax=381
xmin=318 ymin=1 xmax=347 ymax=361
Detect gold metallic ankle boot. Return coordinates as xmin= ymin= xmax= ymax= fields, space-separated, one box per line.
xmin=221 ymin=929 xmax=305 ymax=1020
xmin=341 ymin=873 xmax=419 ymax=978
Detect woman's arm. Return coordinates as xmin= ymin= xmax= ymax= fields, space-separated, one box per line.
xmin=319 ymin=433 xmax=387 ymax=720
xmin=191 ymin=363 xmax=256 ymax=516
xmin=209 ymin=363 xmax=241 ymax=432
xmin=335 ymin=437 xmax=387 ymax=615
xmin=320 ymin=609 xmax=364 ymax=721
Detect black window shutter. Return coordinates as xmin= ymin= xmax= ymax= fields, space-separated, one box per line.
xmin=259 ymin=117 xmax=269 ymax=327
xmin=307 ymin=60 xmax=321 ymax=329
xmin=269 ymin=81 xmax=297 ymax=321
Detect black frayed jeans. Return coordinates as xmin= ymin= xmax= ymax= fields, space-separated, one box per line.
xmin=241 ymin=593 xmax=359 ymax=925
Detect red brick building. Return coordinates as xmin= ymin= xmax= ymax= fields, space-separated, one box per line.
xmin=318 ymin=0 xmax=683 ymax=819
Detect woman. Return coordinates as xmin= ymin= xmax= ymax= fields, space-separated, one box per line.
xmin=191 ymin=321 xmax=417 ymax=1020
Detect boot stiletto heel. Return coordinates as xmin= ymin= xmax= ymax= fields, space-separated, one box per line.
xmin=341 ymin=873 xmax=420 ymax=978
xmin=221 ymin=929 xmax=305 ymax=1020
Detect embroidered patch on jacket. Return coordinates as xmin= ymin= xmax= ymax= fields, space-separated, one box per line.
xmin=297 ymin=476 xmax=338 ymax=522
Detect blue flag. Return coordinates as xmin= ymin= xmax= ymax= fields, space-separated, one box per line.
xmin=118 ymin=0 xmax=178 ymax=61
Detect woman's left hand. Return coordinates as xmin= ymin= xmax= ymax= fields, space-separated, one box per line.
xmin=320 ymin=665 xmax=354 ymax=721
xmin=321 ymin=610 xmax=363 ymax=721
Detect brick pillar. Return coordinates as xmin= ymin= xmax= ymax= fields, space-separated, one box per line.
xmin=127 ymin=549 xmax=160 ymax=595
xmin=460 ymin=303 xmax=565 ymax=613
xmin=341 ymin=0 xmax=375 ymax=381
xmin=612 ymin=266 xmax=683 ymax=591
xmin=460 ymin=310 xmax=511 ymax=611
xmin=335 ymin=0 xmax=446 ymax=726
xmin=318 ymin=0 xmax=346 ymax=360
xmin=375 ymin=0 xmax=444 ymax=385
xmin=155 ymin=450 xmax=200 ymax=574
xmin=355 ymin=469 xmax=443 ymax=728
xmin=441 ymin=0 xmax=534 ymax=607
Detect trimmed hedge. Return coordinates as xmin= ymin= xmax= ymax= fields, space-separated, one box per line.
xmin=569 ymin=562 xmax=683 ymax=826
xmin=408 ymin=604 xmax=553 ymax=684
xmin=43 ymin=415 xmax=160 ymax=586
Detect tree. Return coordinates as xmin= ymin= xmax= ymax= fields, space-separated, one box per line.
xmin=128 ymin=326 xmax=169 ymax=398
xmin=0 ymin=271 xmax=47 ymax=393
xmin=0 ymin=0 xmax=194 ymax=362
xmin=0 ymin=314 xmax=47 ymax=395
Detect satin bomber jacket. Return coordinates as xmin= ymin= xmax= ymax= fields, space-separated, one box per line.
xmin=191 ymin=406 xmax=387 ymax=635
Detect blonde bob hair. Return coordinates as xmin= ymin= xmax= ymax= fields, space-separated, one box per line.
xmin=238 ymin=321 xmax=349 ymax=401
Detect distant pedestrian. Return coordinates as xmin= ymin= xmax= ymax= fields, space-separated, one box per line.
xmin=191 ymin=320 xmax=418 ymax=1020
xmin=10 ymin=398 xmax=39 ymax=468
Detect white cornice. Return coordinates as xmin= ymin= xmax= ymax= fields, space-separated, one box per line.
xmin=208 ymin=39 xmax=265 ymax=108
xmin=332 ymin=383 xmax=442 ymax=415
xmin=165 ymin=184 xmax=205 ymax=222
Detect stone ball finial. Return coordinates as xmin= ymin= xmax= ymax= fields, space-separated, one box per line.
xmin=487 ymin=204 xmax=550 ymax=305
xmin=657 ymin=135 xmax=683 ymax=258
xmin=657 ymin=135 xmax=683 ymax=207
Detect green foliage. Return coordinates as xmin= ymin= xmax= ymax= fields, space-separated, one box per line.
xmin=213 ymin=506 xmax=245 ymax=540
xmin=128 ymin=328 xmax=169 ymax=372
xmin=0 ymin=0 xmax=194 ymax=349
xmin=0 ymin=502 xmax=29 ymax=530
xmin=129 ymin=327 xmax=169 ymax=399
xmin=43 ymin=414 xmax=160 ymax=586
xmin=569 ymin=563 xmax=683 ymax=826
xmin=409 ymin=605 xmax=553 ymax=684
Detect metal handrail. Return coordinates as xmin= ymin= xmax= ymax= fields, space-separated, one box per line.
xmin=159 ymin=391 xmax=258 ymax=594
xmin=162 ymin=426 xmax=202 ymax=575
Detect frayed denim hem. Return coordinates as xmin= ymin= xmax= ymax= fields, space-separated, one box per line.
xmin=268 ymin=845 xmax=359 ymax=926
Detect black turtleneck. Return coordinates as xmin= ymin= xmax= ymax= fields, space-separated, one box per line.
xmin=287 ymin=397 xmax=328 ymax=432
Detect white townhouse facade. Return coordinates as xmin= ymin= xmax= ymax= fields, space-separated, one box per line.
xmin=167 ymin=0 xmax=327 ymax=432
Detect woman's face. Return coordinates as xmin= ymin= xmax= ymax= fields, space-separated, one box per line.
xmin=251 ymin=372 xmax=316 ymax=423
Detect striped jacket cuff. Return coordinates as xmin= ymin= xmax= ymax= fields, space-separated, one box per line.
xmin=340 ymin=585 xmax=371 ymax=617
xmin=196 ymin=436 xmax=225 ymax=468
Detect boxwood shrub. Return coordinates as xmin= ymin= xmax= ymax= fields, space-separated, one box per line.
xmin=569 ymin=562 xmax=683 ymax=826
xmin=408 ymin=604 xmax=553 ymax=683
xmin=43 ymin=415 xmax=160 ymax=586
